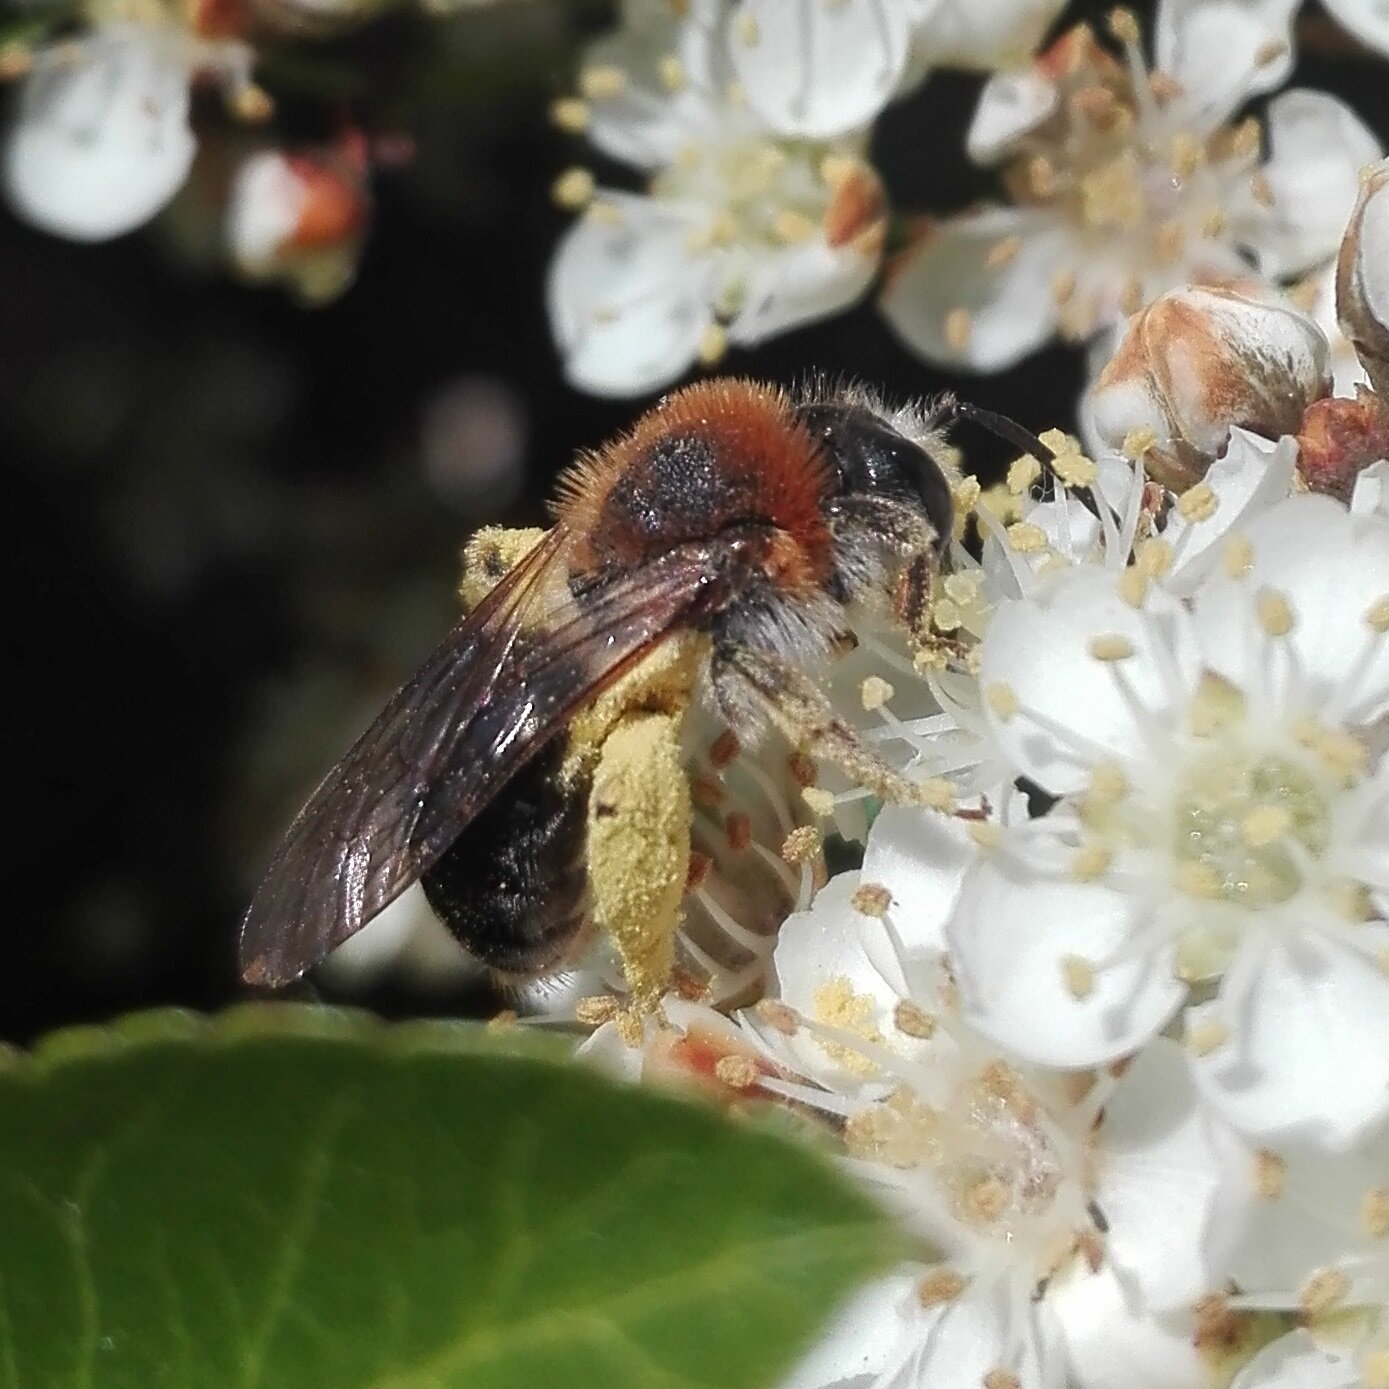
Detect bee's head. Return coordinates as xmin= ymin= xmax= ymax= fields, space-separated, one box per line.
xmin=796 ymin=400 xmax=954 ymax=556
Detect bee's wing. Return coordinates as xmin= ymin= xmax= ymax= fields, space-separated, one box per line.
xmin=239 ymin=528 xmax=733 ymax=986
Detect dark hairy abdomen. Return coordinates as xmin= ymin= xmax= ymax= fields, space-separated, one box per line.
xmin=421 ymin=737 xmax=589 ymax=976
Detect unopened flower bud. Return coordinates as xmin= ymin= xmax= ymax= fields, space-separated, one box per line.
xmin=1336 ymin=158 xmax=1389 ymax=401
xmin=1296 ymin=385 xmax=1389 ymax=501
xmin=1089 ymin=286 xmax=1330 ymax=490
xmin=226 ymin=145 xmax=369 ymax=304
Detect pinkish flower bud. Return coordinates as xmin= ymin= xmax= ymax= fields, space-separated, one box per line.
xmin=226 ymin=145 xmax=368 ymax=304
xmin=1336 ymin=158 xmax=1389 ymax=401
xmin=1088 ymin=286 xmax=1330 ymax=490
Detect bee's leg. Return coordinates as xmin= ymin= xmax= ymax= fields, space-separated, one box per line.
xmin=710 ymin=643 xmax=954 ymax=813
xmin=585 ymin=706 xmax=692 ymax=1031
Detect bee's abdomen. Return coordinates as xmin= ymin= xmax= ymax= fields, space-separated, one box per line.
xmin=421 ymin=738 xmax=589 ymax=976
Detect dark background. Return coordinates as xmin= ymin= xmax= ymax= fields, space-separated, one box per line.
xmin=0 ymin=0 xmax=1376 ymax=1042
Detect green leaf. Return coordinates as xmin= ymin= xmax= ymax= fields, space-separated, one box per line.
xmin=0 ymin=1004 xmax=903 ymax=1389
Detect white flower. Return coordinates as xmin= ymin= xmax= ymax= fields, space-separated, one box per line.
xmin=4 ymin=10 xmax=259 ymax=241
xmin=881 ymin=3 xmax=1379 ymax=373
xmin=748 ymin=848 xmax=1253 ymax=1389
xmin=948 ymin=491 xmax=1389 ymax=1148
xmin=226 ymin=146 xmax=368 ymax=304
xmin=547 ymin=1 xmax=887 ymax=396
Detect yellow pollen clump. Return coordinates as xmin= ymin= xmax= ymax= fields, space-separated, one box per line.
xmin=801 ymin=786 xmax=836 ymax=817
xmin=945 ymin=309 xmax=973 ymax=354
xmin=1089 ymin=633 xmax=1135 ymax=662
xmin=1253 ymin=1149 xmax=1287 ymax=1199
xmin=1299 ymin=1267 xmax=1351 ymax=1316
xmin=1176 ymin=860 xmax=1224 ymax=899
xmin=917 ymin=1268 xmax=969 ymax=1306
xmin=914 ymin=778 xmax=957 ymax=812
xmin=1366 ymin=596 xmax=1389 ymax=632
xmin=1177 ymin=482 xmax=1218 ymax=522
xmin=1256 ymin=588 xmax=1295 ymax=637
xmin=1170 ymin=131 xmax=1203 ymax=178
xmin=1186 ymin=1016 xmax=1230 ymax=1055
xmin=1363 ymin=1186 xmax=1389 ymax=1238
xmin=1108 ymin=5 xmax=1141 ymax=43
xmin=551 ymin=166 xmax=595 ymax=209
xmin=697 ymin=322 xmax=727 ymax=366
xmin=1051 ymin=268 xmax=1078 ymax=305
xmin=734 ymin=10 xmax=759 ymax=45
xmin=773 ymin=208 xmax=816 ymax=244
xmin=1088 ymin=759 xmax=1129 ymax=805
xmin=579 ymin=64 xmax=627 ymax=99
xmin=781 ymin=824 xmax=821 ymax=865
xmin=986 ymin=681 xmax=1020 ymax=721
xmin=1037 ymin=428 xmax=1077 ymax=456
xmin=813 ymin=977 xmax=883 ymax=1075
xmin=658 ymin=53 xmax=686 ymax=91
xmin=1007 ymin=454 xmax=1042 ymax=494
xmin=1052 ymin=451 xmax=1099 ymax=489
xmin=575 ymin=994 xmax=622 ymax=1026
xmin=860 ymin=676 xmax=895 ymax=711
xmin=933 ymin=598 xmax=962 ymax=631
xmin=1293 ymin=718 xmax=1368 ymax=784
xmin=1007 ymin=521 xmax=1048 ymax=553
xmin=756 ymin=999 xmax=800 ymax=1036
xmin=1241 ymin=805 xmax=1291 ymax=847
xmin=1082 ymin=153 xmax=1145 ymax=230
xmin=894 ymin=1000 xmax=936 ymax=1039
xmin=969 ymin=820 xmax=1002 ymax=850
xmin=986 ymin=235 xmax=1023 ymax=268
xmin=1071 ymin=842 xmax=1113 ymax=881
xmin=787 ymin=751 xmax=818 ymax=788
xmin=1187 ymin=673 xmax=1244 ymax=737
xmin=1062 ymin=954 xmax=1097 ymax=999
xmin=1122 ymin=426 xmax=1157 ymax=460
xmin=549 ymin=97 xmax=590 ymax=132
xmin=1028 ymin=155 xmax=1059 ymax=198
xmin=1118 ymin=568 xmax=1150 ymax=608
xmin=966 ymin=1175 xmax=1011 ymax=1222
xmin=714 ymin=1054 xmax=760 ymax=1089
xmin=1223 ymin=536 xmax=1255 ymax=578
xmin=1136 ymin=538 xmax=1174 ymax=579
xmin=851 ymin=882 xmax=893 ymax=918
xmin=585 ymin=200 xmax=625 ymax=228
xmin=984 ymin=1371 xmax=1021 ymax=1389
xmin=1250 ymin=171 xmax=1275 ymax=208
xmin=1201 ymin=206 xmax=1228 ymax=237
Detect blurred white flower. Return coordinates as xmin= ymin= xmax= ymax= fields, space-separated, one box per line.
xmin=745 ymin=852 xmax=1253 ymax=1389
xmin=1317 ymin=0 xmax=1389 ymax=61
xmin=546 ymin=0 xmax=887 ymax=396
xmin=4 ymin=3 xmax=264 ymax=241
xmin=226 ymin=144 xmax=368 ymax=303
xmin=881 ymin=3 xmax=1379 ymax=373
xmin=948 ymin=491 xmax=1389 ymax=1148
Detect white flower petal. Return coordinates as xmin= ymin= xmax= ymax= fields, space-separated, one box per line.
xmin=1163 ymin=431 xmax=1299 ymax=595
xmin=880 ymin=206 xmax=1067 ymax=372
xmin=916 ymin=0 xmax=1067 ymax=73
xmin=966 ymin=67 xmax=1061 ymax=163
xmin=859 ymin=805 xmax=974 ymax=959
xmin=1228 ymin=1330 xmax=1360 ymax=1389
xmin=546 ymin=193 xmax=715 ymax=396
xmin=1051 ymin=1265 xmax=1207 ymax=1389
xmin=727 ymin=233 xmax=880 ymax=346
xmin=5 ymin=29 xmax=195 ymax=241
xmin=1096 ymin=1038 xmax=1254 ymax=1308
xmin=728 ymin=0 xmax=910 ymax=138
xmin=777 ymin=1270 xmax=919 ymax=1389
xmin=1192 ymin=494 xmax=1389 ymax=727
xmin=1191 ymin=930 xmax=1389 ymax=1149
xmin=1351 ymin=459 xmax=1389 ymax=518
xmin=1236 ymin=91 xmax=1383 ymax=280
xmin=979 ymin=567 xmax=1201 ymax=795
xmin=1155 ymin=0 xmax=1298 ymax=125
xmin=946 ymin=856 xmax=1187 ymax=1067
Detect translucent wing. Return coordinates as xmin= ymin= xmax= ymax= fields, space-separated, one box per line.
xmin=239 ymin=527 xmax=737 ymax=986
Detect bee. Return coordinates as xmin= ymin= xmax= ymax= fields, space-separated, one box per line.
xmin=238 ymin=378 xmax=959 ymax=1015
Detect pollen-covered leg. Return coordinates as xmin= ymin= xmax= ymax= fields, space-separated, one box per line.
xmin=586 ymin=707 xmax=692 ymax=1016
xmin=712 ymin=643 xmax=956 ymax=814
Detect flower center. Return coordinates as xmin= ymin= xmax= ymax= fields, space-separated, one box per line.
xmin=1002 ymin=21 xmax=1265 ymax=334
xmin=1172 ymin=751 xmax=1330 ymax=908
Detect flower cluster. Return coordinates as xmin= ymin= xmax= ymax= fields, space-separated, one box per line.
xmin=574 ymin=185 xmax=1389 ymax=1389
xmin=1 ymin=0 xmax=378 ymax=297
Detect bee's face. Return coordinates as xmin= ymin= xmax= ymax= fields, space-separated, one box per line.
xmin=796 ymin=400 xmax=954 ymax=556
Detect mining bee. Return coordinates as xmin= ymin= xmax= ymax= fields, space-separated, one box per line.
xmin=239 ymin=378 xmax=961 ymax=1016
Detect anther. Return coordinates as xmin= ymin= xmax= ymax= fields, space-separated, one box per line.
xmin=725 ymin=812 xmax=752 ymax=851
xmin=1298 ymin=1267 xmax=1351 ymax=1316
xmin=1007 ymin=454 xmax=1042 ymax=494
xmin=1185 ymin=1016 xmax=1230 ymax=1055
xmin=1363 ymin=1186 xmax=1389 ymax=1238
xmin=1366 ymin=596 xmax=1389 ymax=633
xmin=755 ymin=999 xmax=800 ymax=1035
xmin=893 ymin=1000 xmax=936 ymax=1038
xmin=1223 ymin=535 xmax=1254 ymax=578
xmin=549 ymin=97 xmax=590 ymax=132
xmin=714 ymin=1054 xmax=761 ymax=1089
xmin=1071 ymin=843 xmax=1112 ymax=881
xmin=575 ymin=994 xmax=623 ymax=1026
xmin=1255 ymin=588 xmax=1295 ymax=638
xmin=1253 ymin=1149 xmax=1286 ymax=1199
xmin=734 ymin=10 xmax=760 ymax=45
xmin=1007 ymin=521 xmax=1048 ymax=552
xmin=1089 ymin=633 xmax=1135 ymax=662
xmin=552 ymin=167 xmax=595 ymax=210
xmin=917 ymin=1268 xmax=968 ymax=1305
xmin=852 ymin=882 xmax=893 ymax=917
xmin=709 ymin=728 xmax=740 ymax=769
xmin=986 ymin=682 xmax=1020 ymax=721
xmin=945 ymin=309 xmax=973 ymax=354
xmin=780 ymin=825 xmax=821 ymax=865
xmin=986 ymin=236 xmax=1023 ymax=268
xmin=579 ymin=65 xmax=627 ymax=99
xmin=1062 ymin=954 xmax=1097 ymax=999
xmin=1177 ymin=482 xmax=1218 ymax=522
xmin=860 ymin=676 xmax=894 ymax=711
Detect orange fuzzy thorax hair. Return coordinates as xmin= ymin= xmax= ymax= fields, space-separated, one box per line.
xmin=554 ymin=379 xmax=834 ymax=590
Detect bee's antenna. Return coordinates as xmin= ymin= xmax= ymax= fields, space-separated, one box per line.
xmin=938 ymin=394 xmax=1100 ymax=518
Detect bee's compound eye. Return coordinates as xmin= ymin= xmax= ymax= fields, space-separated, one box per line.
xmin=796 ymin=402 xmax=953 ymax=552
